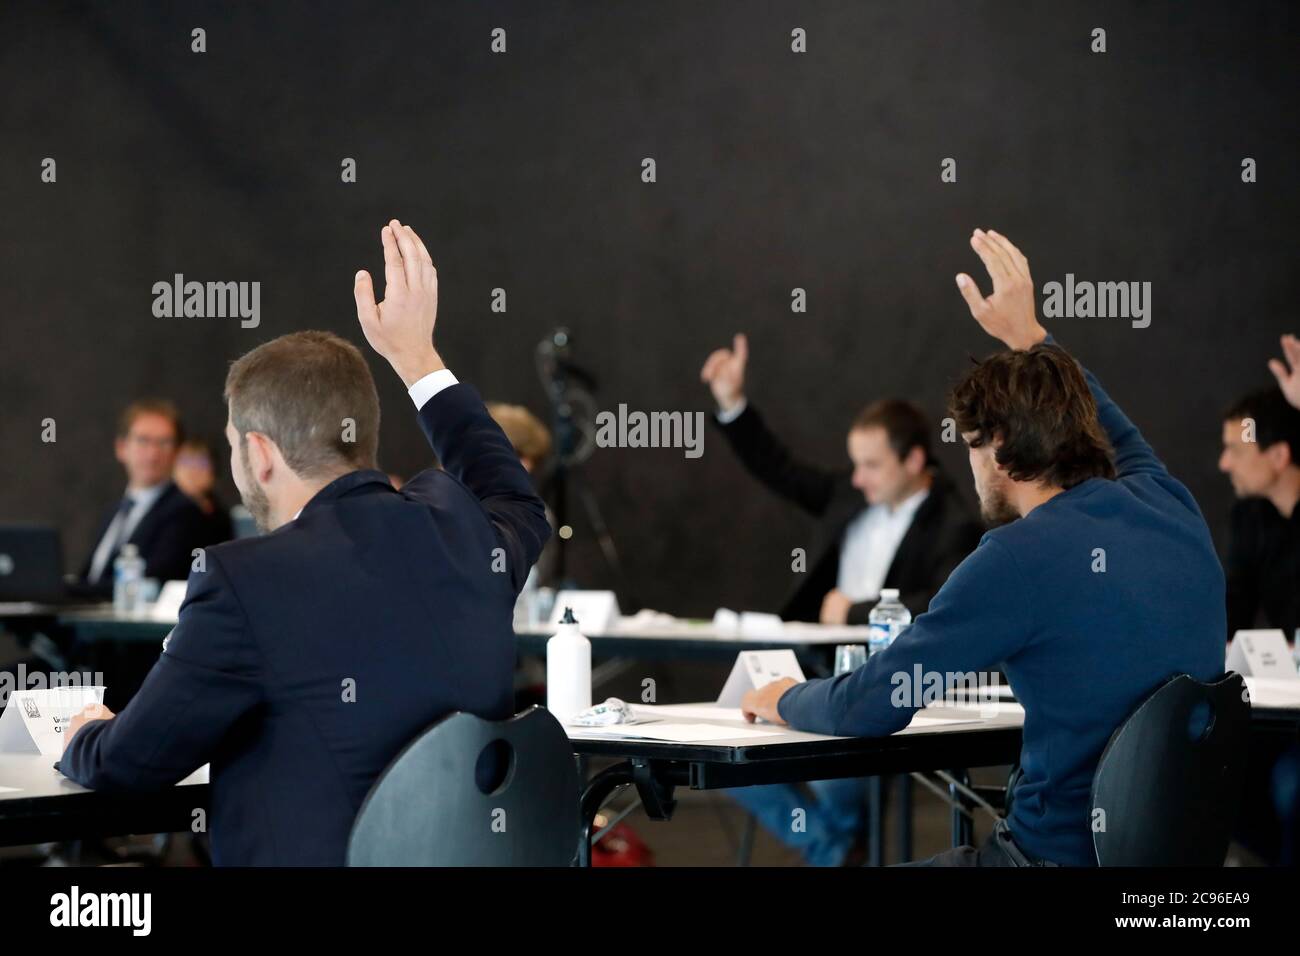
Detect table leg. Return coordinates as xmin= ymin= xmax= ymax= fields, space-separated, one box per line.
xmin=867 ymin=776 xmax=885 ymax=866
xmin=949 ymin=769 xmax=973 ymax=848
xmin=897 ymin=773 xmax=913 ymax=862
xmin=577 ymin=761 xmax=635 ymax=867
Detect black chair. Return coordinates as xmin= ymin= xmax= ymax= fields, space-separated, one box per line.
xmin=347 ymin=706 xmax=580 ymax=866
xmin=1090 ymin=672 xmax=1250 ymax=866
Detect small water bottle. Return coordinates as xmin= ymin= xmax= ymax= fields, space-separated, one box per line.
xmin=113 ymin=543 xmax=145 ymax=614
xmin=868 ymin=588 xmax=912 ymax=656
xmin=547 ymin=607 xmax=591 ymax=725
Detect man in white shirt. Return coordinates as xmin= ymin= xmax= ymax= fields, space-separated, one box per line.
xmin=700 ymin=334 xmax=981 ymax=625
xmin=700 ymin=334 xmax=983 ymax=865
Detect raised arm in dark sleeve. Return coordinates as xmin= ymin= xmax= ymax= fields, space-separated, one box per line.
xmin=409 ymin=382 xmax=552 ymax=594
xmin=714 ymin=404 xmax=841 ymax=517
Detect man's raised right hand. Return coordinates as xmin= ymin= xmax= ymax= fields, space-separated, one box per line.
xmin=700 ymin=333 xmax=749 ymax=414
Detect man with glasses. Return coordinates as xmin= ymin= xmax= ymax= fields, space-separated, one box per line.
xmin=80 ymin=399 xmax=222 ymax=594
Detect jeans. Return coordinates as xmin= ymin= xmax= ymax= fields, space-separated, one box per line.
xmin=727 ymin=777 xmax=869 ymax=867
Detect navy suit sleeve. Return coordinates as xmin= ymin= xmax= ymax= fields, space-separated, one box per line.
xmin=59 ymin=554 xmax=262 ymax=791
xmin=777 ymin=536 xmax=1033 ymax=736
xmin=407 ymin=382 xmax=551 ymax=594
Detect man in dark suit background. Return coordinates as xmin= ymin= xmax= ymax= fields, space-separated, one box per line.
xmin=80 ymin=399 xmax=221 ymax=594
xmin=60 ymin=219 xmax=551 ymax=865
xmin=1218 ymin=335 xmax=1300 ymax=864
xmin=699 ymin=333 xmax=983 ymax=866
xmin=699 ymin=333 xmax=982 ymax=625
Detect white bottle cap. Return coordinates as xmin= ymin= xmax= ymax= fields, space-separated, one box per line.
xmin=880 ymin=588 xmax=900 ymax=601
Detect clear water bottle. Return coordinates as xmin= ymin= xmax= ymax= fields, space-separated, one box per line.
xmin=868 ymin=589 xmax=912 ymax=656
xmin=113 ymin=543 xmax=145 ymax=614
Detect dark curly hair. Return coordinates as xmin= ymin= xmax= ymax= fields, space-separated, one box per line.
xmin=948 ymin=344 xmax=1116 ymax=489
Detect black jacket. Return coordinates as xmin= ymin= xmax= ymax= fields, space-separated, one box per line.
xmin=1224 ymin=496 xmax=1300 ymax=640
xmin=60 ymin=382 xmax=551 ymax=865
xmin=715 ymin=403 xmax=983 ymax=623
xmin=79 ymin=481 xmax=224 ymax=592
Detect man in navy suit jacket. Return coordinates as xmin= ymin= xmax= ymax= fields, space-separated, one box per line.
xmin=80 ymin=400 xmax=222 ymax=594
xmin=60 ymin=219 xmax=551 ymax=865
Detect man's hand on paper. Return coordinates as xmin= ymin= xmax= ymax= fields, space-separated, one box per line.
xmin=64 ymin=703 xmax=116 ymax=750
xmin=741 ymin=677 xmax=796 ymax=726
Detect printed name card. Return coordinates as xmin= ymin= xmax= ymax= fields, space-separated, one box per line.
xmin=0 ymin=686 xmax=106 ymax=756
xmin=1227 ymin=630 xmax=1298 ymax=681
xmin=717 ymin=650 xmax=806 ymax=707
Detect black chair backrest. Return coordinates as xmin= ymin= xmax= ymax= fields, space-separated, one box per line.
xmin=1090 ymin=672 xmax=1250 ymax=866
xmin=348 ymin=706 xmax=579 ymax=866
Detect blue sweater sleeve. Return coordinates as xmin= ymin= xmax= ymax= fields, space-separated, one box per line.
xmin=777 ymin=535 xmax=1035 ymax=736
xmin=1046 ymin=334 xmax=1204 ymax=519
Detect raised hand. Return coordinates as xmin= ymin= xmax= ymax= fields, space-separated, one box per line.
xmin=699 ymin=333 xmax=749 ymax=413
xmin=1267 ymin=334 xmax=1300 ymax=410
xmin=354 ymin=218 xmax=445 ymax=387
xmin=955 ymin=228 xmax=1047 ymax=352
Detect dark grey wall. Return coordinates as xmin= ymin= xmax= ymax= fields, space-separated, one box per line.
xmin=2 ymin=1 xmax=1296 ymax=616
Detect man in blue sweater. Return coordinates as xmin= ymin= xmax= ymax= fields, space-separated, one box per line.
xmin=741 ymin=228 xmax=1226 ymax=866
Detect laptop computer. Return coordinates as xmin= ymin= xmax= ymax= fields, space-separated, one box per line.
xmin=0 ymin=525 xmax=97 ymax=605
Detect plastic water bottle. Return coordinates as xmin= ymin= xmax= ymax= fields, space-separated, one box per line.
xmin=113 ymin=543 xmax=146 ymax=614
xmin=868 ymin=589 xmax=912 ymax=656
xmin=547 ymin=607 xmax=591 ymax=725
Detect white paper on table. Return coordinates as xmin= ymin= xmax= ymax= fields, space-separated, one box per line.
xmin=150 ymin=579 xmax=188 ymax=621
xmin=578 ymin=721 xmax=781 ymax=742
xmin=0 ymin=686 xmax=106 ymax=756
xmin=635 ymin=704 xmax=746 ymax=722
xmin=1245 ymin=677 xmax=1300 ymax=708
xmin=905 ymin=713 xmax=986 ymax=730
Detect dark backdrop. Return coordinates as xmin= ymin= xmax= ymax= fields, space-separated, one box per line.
xmin=2 ymin=1 xmax=1296 ymax=617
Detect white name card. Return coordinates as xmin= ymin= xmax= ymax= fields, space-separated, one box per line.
xmin=1227 ymin=629 xmax=1298 ymax=681
xmin=0 ymin=686 xmax=107 ymax=756
xmin=717 ymin=650 xmax=806 ymax=708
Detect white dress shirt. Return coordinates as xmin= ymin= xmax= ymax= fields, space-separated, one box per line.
xmin=835 ymin=486 xmax=929 ymax=603
xmin=87 ymin=481 xmax=170 ymax=583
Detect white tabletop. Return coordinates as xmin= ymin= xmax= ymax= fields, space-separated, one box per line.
xmin=518 ymin=619 xmax=871 ymax=645
xmin=59 ymin=606 xmax=870 ymax=645
xmin=0 ymin=754 xmax=207 ymax=802
xmin=565 ymin=700 xmax=1024 ymax=748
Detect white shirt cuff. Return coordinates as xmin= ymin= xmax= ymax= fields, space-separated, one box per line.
xmin=408 ymin=368 xmax=459 ymax=410
xmin=715 ymin=398 xmax=748 ymax=425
